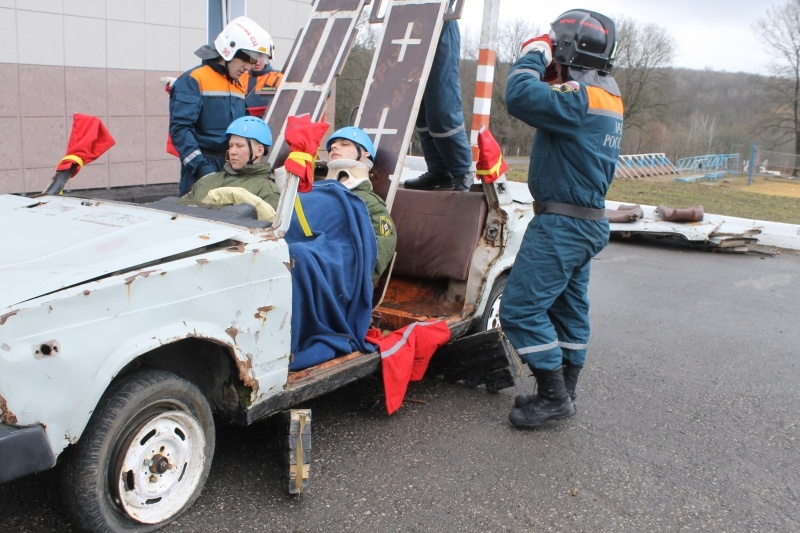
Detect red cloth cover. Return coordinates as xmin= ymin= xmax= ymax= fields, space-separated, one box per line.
xmin=475 ymin=126 xmax=508 ymax=184
xmin=284 ymin=114 xmax=329 ymax=192
xmin=247 ymin=105 xmax=267 ymax=117
xmin=56 ymin=114 xmax=116 ymax=176
xmin=166 ymin=134 xmax=179 ymax=157
xmin=366 ymin=320 xmax=451 ymax=415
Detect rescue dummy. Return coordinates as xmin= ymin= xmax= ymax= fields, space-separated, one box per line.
xmin=324 ymin=127 xmax=397 ymax=284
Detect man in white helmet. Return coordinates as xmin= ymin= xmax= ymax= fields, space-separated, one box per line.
xmin=169 ymin=16 xmax=274 ymax=195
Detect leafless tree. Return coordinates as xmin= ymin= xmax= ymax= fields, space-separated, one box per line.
xmin=685 ymin=110 xmax=717 ymax=155
xmin=495 ymin=18 xmax=540 ymax=64
xmin=613 ymin=15 xmax=677 ymax=142
xmin=753 ymin=0 xmax=800 ymax=174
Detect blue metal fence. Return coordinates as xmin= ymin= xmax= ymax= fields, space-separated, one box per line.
xmin=615 ymin=153 xmax=679 ymax=179
xmin=673 ymin=154 xmax=741 ymax=182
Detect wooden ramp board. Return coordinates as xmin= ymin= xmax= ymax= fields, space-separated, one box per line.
xmin=265 ymin=0 xmax=368 ymax=168
xmin=354 ymin=0 xmax=450 ymax=207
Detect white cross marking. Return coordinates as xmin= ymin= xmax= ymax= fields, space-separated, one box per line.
xmin=392 ymin=22 xmax=421 ymax=63
xmin=362 ymin=107 xmax=398 ymax=149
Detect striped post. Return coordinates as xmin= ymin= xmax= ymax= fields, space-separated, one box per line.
xmin=469 ymin=0 xmax=501 ymax=162
xmin=470 ymin=48 xmax=496 ymax=161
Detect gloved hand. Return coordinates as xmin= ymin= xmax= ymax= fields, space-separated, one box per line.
xmin=159 ymin=76 xmax=177 ymax=94
xmin=520 ymin=34 xmax=553 ymax=66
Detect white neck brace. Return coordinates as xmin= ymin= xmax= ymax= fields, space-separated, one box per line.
xmin=326 ymin=159 xmax=372 ymax=190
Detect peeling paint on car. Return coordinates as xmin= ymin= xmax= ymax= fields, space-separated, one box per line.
xmin=225 ymin=327 xmax=238 ymax=343
xmin=0 ymin=395 xmax=17 ymax=425
xmin=0 ymin=310 xmax=17 ymax=326
xmin=254 ymin=306 xmax=274 ymax=321
xmin=124 ymin=270 xmax=158 ymax=286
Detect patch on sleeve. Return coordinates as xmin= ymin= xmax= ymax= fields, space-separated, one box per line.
xmin=551 ymin=81 xmax=581 ymax=93
xmin=378 ymin=215 xmax=394 ymax=237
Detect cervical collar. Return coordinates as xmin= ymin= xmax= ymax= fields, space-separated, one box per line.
xmin=326 ymin=159 xmax=373 ymax=190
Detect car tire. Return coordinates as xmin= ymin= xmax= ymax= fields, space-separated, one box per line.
xmin=477 ymin=273 xmax=508 ymax=332
xmin=61 ymin=369 xmax=215 ymax=532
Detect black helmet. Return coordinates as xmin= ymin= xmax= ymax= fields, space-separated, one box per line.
xmin=550 ymin=10 xmax=617 ymax=73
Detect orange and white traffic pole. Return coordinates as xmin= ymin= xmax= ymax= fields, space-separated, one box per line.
xmin=469 ymin=0 xmax=501 ymax=162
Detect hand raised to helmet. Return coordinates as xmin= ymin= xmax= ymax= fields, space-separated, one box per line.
xmin=520 ymin=34 xmax=553 ymax=66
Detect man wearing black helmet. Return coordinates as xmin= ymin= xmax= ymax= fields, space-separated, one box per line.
xmin=499 ymin=10 xmax=624 ymax=429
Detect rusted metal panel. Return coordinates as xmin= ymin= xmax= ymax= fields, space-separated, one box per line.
xmin=266 ymin=0 xmax=367 ymax=168
xmin=355 ymin=0 xmax=448 ymax=207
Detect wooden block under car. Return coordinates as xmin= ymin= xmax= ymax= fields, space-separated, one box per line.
xmin=279 ymin=409 xmax=311 ymax=495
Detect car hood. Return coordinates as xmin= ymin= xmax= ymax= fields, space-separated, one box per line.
xmin=0 ymin=194 xmax=248 ymax=309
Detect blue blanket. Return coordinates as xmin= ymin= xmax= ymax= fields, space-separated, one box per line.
xmin=285 ymin=180 xmax=378 ymax=370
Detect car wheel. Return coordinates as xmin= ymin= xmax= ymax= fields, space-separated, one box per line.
xmin=61 ymin=369 xmax=215 ymax=532
xmin=478 ymin=273 xmax=508 ymax=332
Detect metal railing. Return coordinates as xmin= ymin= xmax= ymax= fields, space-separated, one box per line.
xmin=615 ymin=153 xmax=679 ymax=179
xmin=673 ymin=154 xmax=740 ymax=182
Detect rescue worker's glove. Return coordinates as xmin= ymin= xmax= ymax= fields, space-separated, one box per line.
xmin=159 ymin=76 xmax=177 ymax=94
xmin=520 ymin=34 xmax=553 ymax=66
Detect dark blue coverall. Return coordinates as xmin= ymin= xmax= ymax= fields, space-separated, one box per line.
xmin=414 ymin=17 xmax=472 ymax=178
xmin=499 ymin=52 xmax=624 ymax=372
xmin=169 ymin=62 xmax=247 ymax=195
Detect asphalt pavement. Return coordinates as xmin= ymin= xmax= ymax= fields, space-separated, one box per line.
xmin=1 ymin=240 xmax=799 ymax=532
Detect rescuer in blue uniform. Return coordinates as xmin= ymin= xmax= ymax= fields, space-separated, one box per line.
xmin=169 ymin=17 xmax=274 ymax=196
xmin=500 ymin=9 xmax=624 ymax=428
xmin=402 ymin=1 xmax=474 ymax=192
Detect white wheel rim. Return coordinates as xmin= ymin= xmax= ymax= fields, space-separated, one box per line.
xmin=116 ymin=410 xmax=206 ymax=524
xmin=486 ymin=294 xmax=503 ymax=330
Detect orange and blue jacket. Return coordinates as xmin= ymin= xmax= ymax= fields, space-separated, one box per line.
xmin=506 ymin=52 xmax=624 ymax=210
xmin=241 ymin=67 xmax=283 ymax=112
xmin=168 ymin=62 xmax=247 ymax=174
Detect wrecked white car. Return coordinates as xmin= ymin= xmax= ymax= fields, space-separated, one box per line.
xmin=0 ymin=0 xmax=532 ymax=530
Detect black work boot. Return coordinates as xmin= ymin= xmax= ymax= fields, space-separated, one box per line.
xmin=514 ymin=362 xmax=582 ymax=407
xmin=452 ymin=172 xmax=473 ymax=192
xmin=562 ymin=362 xmax=582 ymax=402
xmin=509 ymin=368 xmax=575 ymax=428
xmin=403 ymin=171 xmax=454 ymax=190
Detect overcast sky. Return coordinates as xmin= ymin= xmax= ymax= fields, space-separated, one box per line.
xmin=459 ymin=0 xmax=777 ymax=74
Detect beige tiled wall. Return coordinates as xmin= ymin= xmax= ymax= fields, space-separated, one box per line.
xmin=0 ymin=0 xmax=313 ymax=195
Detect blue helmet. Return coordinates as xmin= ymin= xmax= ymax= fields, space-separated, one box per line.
xmin=226 ymin=116 xmax=273 ymax=146
xmin=326 ymin=126 xmax=375 ymax=159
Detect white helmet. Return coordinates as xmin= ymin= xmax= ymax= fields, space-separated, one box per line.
xmin=214 ymin=16 xmax=274 ymax=65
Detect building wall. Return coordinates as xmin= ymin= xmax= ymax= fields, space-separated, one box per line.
xmin=0 ymin=0 xmax=311 ymax=195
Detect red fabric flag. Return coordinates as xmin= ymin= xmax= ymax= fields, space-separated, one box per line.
xmin=166 ymin=134 xmax=179 ymax=157
xmin=283 ymin=114 xmax=329 ymax=193
xmin=475 ymin=126 xmax=508 ymax=184
xmin=247 ymin=105 xmax=267 ymax=117
xmin=366 ymin=320 xmax=451 ymax=415
xmin=56 ymin=114 xmax=116 ymax=177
